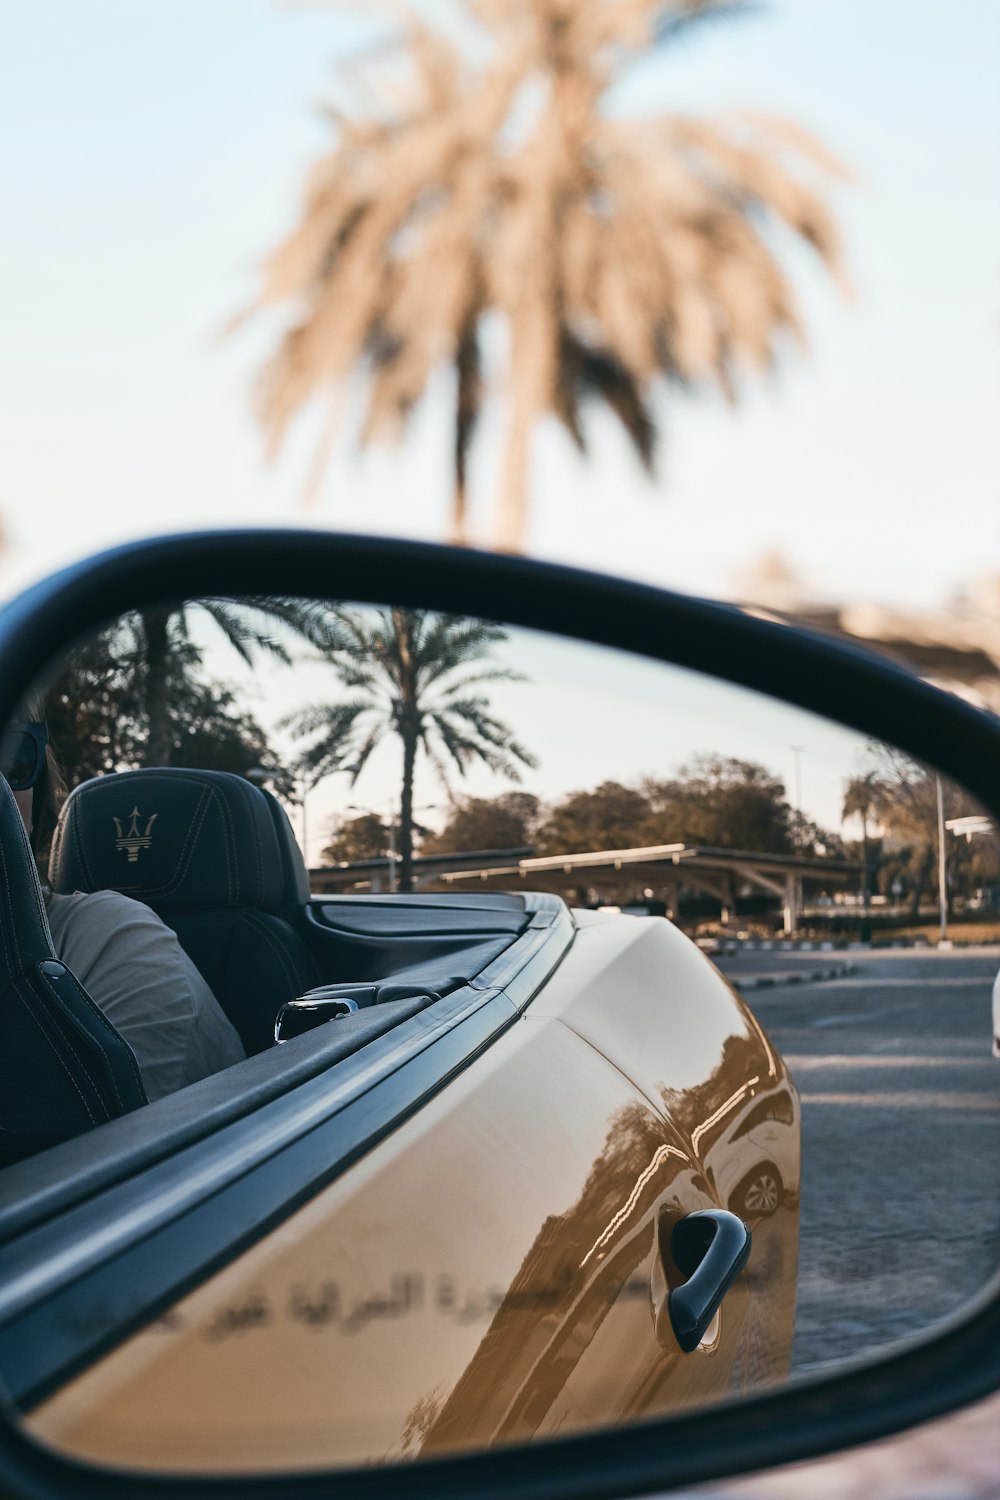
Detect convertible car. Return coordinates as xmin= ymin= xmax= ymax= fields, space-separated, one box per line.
xmin=0 ymin=756 xmax=798 ymax=1473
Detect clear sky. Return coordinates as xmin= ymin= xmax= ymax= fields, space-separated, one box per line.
xmin=2 ymin=0 xmax=999 ymax=615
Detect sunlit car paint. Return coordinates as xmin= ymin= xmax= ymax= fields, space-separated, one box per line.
xmin=26 ymin=911 xmax=798 ymax=1474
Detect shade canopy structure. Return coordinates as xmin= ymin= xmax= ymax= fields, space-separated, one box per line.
xmin=310 ymin=844 xmax=863 ymax=934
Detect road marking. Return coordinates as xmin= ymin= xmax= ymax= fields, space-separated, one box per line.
xmin=786 ymin=1054 xmax=994 ymax=1069
xmin=799 ymin=1091 xmax=1000 ymax=1109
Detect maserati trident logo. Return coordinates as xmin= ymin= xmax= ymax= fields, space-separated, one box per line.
xmin=113 ymin=806 xmax=158 ymax=863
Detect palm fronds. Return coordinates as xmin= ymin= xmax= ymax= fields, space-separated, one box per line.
xmin=287 ymin=607 xmax=535 ymax=888
xmin=247 ymin=0 xmax=849 ymax=549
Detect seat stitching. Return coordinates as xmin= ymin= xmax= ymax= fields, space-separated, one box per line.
xmin=63 ymin=774 xmax=212 ymax=900
xmin=241 ymin=911 xmax=302 ymax=997
xmin=0 ymin=813 xmax=25 ymax=972
xmin=38 ymin=965 xmax=143 ymax=1107
xmin=59 ymin=773 xmax=280 ymax=911
xmin=11 ymin=977 xmax=101 ymax=1125
xmin=225 ymin=778 xmax=261 ymax=906
xmin=218 ymin=788 xmax=237 ymax=904
xmin=19 ymin=977 xmax=108 ymax=1104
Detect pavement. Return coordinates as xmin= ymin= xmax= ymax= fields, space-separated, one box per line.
xmin=675 ymin=947 xmax=1000 ymax=1500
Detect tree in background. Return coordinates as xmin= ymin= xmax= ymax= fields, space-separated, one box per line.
xmin=138 ymin=598 xmax=340 ymax=765
xmin=421 ymin=791 xmax=541 ymax=854
xmin=535 ymin=781 xmax=652 ymax=855
xmin=286 ymin=608 xmax=537 ymax=891
xmin=321 ymin=811 xmax=391 ymax=864
xmin=248 ymin=0 xmax=848 ymax=549
xmin=40 ymin=624 xmax=292 ymax=795
xmin=532 ymin=758 xmax=819 ymax=858
xmin=643 ymin=755 xmax=801 ymax=853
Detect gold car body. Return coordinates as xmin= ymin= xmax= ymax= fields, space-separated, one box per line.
xmin=27 ymin=910 xmax=799 ymax=1473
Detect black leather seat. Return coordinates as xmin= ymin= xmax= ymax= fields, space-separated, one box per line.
xmin=0 ymin=776 xmax=147 ymax=1168
xmin=49 ymin=768 xmax=321 ymax=1056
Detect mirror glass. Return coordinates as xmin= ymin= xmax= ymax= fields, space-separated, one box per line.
xmin=2 ymin=597 xmax=998 ymax=1474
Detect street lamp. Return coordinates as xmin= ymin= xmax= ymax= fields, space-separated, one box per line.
xmin=945 ymin=815 xmax=994 ymax=841
xmin=789 ymin=745 xmax=805 ymax=816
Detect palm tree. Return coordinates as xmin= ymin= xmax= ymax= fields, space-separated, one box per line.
xmin=247 ymin=0 xmax=848 ymax=550
xmin=135 ymin=597 xmax=341 ymax=765
xmin=285 ymin=608 xmax=537 ymax=890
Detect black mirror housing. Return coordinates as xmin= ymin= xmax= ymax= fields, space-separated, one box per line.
xmin=0 ymin=528 xmax=997 ymax=1500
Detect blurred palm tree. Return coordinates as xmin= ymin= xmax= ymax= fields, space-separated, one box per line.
xmin=136 ymin=597 xmax=340 ymax=764
xmin=285 ymin=607 xmax=537 ymax=889
xmin=249 ymin=0 xmax=848 ymax=550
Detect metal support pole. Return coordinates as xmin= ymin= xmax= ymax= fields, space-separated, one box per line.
xmin=936 ymin=775 xmax=949 ymax=946
xmin=721 ymin=875 xmax=734 ymax=927
xmin=783 ymin=874 xmax=798 ymax=936
xmin=662 ymin=871 xmax=678 ymax=921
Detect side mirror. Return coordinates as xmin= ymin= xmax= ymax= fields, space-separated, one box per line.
xmin=0 ymin=529 xmax=996 ymax=1500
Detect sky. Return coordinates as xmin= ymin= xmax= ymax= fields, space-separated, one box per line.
xmin=1 ymin=0 xmax=998 ymax=611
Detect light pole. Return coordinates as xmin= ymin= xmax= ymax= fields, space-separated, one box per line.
xmin=789 ymin=745 xmax=804 ymax=817
xmin=936 ymin=774 xmax=950 ymax=948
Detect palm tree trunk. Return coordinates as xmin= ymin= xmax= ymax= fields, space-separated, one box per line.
xmin=394 ymin=607 xmax=418 ymax=893
xmin=909 ymin=846 xmax=934 ymax=919
xmin=452 ymin=476 xmax=469 ymax=549
xmin=398 ymin=726 xmax=417 ymax=893
xmin=142 ymin=607 xmax=172 ymax=766
xmin=493 ymin=135 xmax=560 ymax=555
xmin=496 ymin=291 xmax=556 ymax=553
xmin=860 ymin=816 xmax=872 ymax=942
xmin=451 ymin=322 xmax=479 ymax=547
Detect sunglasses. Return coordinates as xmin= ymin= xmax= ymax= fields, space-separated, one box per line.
xmin=0 ymin=722 xmax=49 ymax=792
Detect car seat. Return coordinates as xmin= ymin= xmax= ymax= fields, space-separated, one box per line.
xmin=49 ymin=768 xmax=322 ymax=1056
xmin=0 ymin=775 xmax=147 ymax=1168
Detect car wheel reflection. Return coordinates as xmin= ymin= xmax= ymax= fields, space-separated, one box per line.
xmin=732 ymin=1165 xmax=782 ymax=1220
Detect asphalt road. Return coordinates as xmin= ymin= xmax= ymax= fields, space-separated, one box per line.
xmin=717 ymin=948 xmax=1000 ymax=1376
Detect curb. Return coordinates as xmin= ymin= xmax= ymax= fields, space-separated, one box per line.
xmin=720 ymin=939 xmax=863 ymax=953
xmin=727 ymin=961 xmax=854 ymax=993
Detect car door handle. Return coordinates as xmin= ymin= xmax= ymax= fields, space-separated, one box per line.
xmin=664 ymin=1209 xmax=752 ymax=1353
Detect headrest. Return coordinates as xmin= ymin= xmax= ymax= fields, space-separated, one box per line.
xmin=260 ymin=787 xmax=312 ymax=909
xmin=50 ymin=768 xmax=297 ymax=914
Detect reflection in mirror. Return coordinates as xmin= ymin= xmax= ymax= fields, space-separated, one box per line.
xmin=1 ymin=598 xmax=997 ymax=1474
